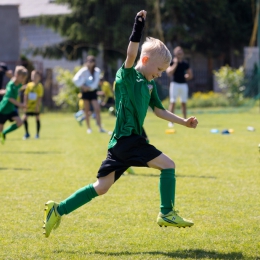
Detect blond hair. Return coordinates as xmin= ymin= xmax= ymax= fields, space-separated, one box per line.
xmin=14 ymin=66 xmax=28 ymax=77
xmin=141 ymin=37 xmax=172 ymax=64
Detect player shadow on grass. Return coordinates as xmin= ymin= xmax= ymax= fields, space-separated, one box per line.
xmin=92 ymin=249 xmax=245 ymax=259
xmin=129 ymin=173 xmax=216 ymax=179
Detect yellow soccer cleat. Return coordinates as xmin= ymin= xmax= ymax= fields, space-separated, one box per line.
xmin=43 ymin=201 xmax=61 ymax=238
xmin=157 ymin=209 xmax=194 ymax=228
xmin=126 ymin=167 xmax=135 ymax=174
xmin=0 ymin=132 xmax=5 ymax=145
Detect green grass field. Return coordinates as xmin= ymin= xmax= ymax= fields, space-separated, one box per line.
xmin=1 ymin=109 xmax=259 ymax=260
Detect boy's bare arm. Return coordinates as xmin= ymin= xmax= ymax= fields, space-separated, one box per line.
xmin=5 ymin=70 xmax=13 ymax=78
xmin=23 ymin=93 xmax=28 ymax=105
xmin=185 ymin=68 xmax=193 ymax=81
xmin=8 ymin=98 xmax=25 ymax=108
xmin=166 ymin=57 xmax=178 ymax=77
xmin=36 ymin=97 xmax=42 ymax=112
xmin=125 ymin=42 xmax=140 ymax=69
xmin=125 ymin=10 xmax=146 ymax=69
xmin=154 ymin=107 xmax=198 ymax=128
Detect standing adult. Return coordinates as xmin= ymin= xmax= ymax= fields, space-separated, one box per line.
xmin=73 ymin=56 xmax=105 ymax=134
xmin=0 ymin=62 xmax=13 ymax=90
xmin=0 ymin=62 xmax=13 ymax=101
xmin=166 ymin=47 xmax=193 ymax=126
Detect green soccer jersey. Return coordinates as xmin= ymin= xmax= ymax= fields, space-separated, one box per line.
xmin=0 ymin=80 xmax=22 ymax=114
xmin=108 ymin=63 xmax=165 ymax=149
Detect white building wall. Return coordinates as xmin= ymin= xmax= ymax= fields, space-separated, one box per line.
xmin=20 ymin=24 xmax=81 ymax=78
xmin=0 ymin=5 xmax=20 ymax=62
xmin=244 ymin=47 xmax=259 ymax=75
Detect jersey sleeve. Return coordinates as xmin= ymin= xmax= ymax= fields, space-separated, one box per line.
xmin=121 ymin=63 xmax=135 ymax=77
xmin=24 ymin=82 xmax=32 ymax=95
xmin=73 ymin=67 xmax=87 ymax=87
xmin=117 ymin=63 xmax=136 ymax=92
xmin=37 ymin=83 xmax=44 ymax=97
xmin=149 ymin=81 xmax=165 ymax=111
xmin=4 ymin=82 xmax=13 ymax=99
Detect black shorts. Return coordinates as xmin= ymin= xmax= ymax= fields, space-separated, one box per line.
xmin=25 ymin=112 xmax=40 ymax=116
xmin=97 ymin=134 xmax=162 ymax=181
xmin=0 ymin=110 xmax=19 ymax=124
xmin=106 ymin=97 xmax=115 ymax=105
xmin=82 ymin=90 xmax=98 ymax=101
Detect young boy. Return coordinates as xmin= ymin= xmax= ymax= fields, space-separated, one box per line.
xmin=98 ymin=77 xmax=115 ymax=109
xmin=0 ymin=66 xmax=28 ymax=144
xmin=43 ymin=10 xmax=198 ymax=238
xmin=23 ymin=70 xmax=44 ymax=139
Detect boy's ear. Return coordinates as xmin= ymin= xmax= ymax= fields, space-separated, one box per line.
xmin=142 ymin=56 xmax=149 ymax=65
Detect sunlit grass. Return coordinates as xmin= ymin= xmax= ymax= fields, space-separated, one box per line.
xmin=1 ymin=108 xmax=259 ymax=259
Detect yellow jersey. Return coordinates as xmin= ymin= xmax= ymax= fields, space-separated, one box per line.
xmin=24 ymin=82 xmax=44 ymax=112
xmin=101 ymin=81 xmax=113 ymax=103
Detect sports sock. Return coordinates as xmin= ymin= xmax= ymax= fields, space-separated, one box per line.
xmin=24 ymin=119 xmax=29 ymax=135
xmin=57 ymin=184 xmax=98 ymax=216
xmin=36 ymin=120 xmax=40 ymax=135
xmin=3 ymin=123 xmax=18 ymax=135
xmin=159 ymin=168 xmax=176 ymax=215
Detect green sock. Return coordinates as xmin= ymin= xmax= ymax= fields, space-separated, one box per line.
xmin=3 ymin=124 xmax=18 ymax=135
xmin=159 ymin=168 xmax=176 ymax=215
xmin=57 ymin=184 xmax=98 ymax=216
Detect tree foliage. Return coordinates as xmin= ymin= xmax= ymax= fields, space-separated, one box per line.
xmin=32 ymin=0 xmax=147 ymax=65
xmin=31 ymin=0 xmax=253 ymax=66
xmin=162 ymin=0 xmax=253 ymax=59
xmin=53 ymin=66 xmax=80 ymax=110
xmin=214 ymin=65 xmax=245 ymax=106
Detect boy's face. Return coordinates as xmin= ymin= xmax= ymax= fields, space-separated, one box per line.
xmin=142 ymin=56 xmax=169 ymax=81
xmin=32 ymin=73 xmax=41 ymax=83
xmin=16 ymin=74 xmax=27 ymax=84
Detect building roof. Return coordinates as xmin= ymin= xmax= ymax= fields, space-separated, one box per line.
xmin=0 ymin=0 xmax=71 ymax=18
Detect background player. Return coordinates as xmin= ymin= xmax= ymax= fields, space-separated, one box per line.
xmin=166 ymin=46 xmax=193 ymax=126
xmin=73 ymin=56 xmax=106 ymax=134
xmin=0 ymin=62 xmax=13 ymax=102
xmin=23 ymin=70 xmax=44 ymax=139
xmin=0 ymin=66 xmax=27 ymax=144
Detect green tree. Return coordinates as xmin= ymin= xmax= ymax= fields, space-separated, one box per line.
xmin=29 ymin=0 xmax=253 ymax=68
xmin=32 ymin=0 xmax=148 ymax=72
xmin=162 ymin=0 xmax=253 ymax=62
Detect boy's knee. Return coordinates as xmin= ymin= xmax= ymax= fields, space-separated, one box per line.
xmin=163 ymin=159 xmax=175 ymax=169
xmin=96 ymin=186 xmax=110 ymax=195
xmin=17 ymin=121 xmax=23 ymax=127
xmin=94 ymin=182 xmax=112 ymax=195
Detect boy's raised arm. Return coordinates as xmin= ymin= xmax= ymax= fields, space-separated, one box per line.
xmin=125 ymin=10 xmax=146 ymax=69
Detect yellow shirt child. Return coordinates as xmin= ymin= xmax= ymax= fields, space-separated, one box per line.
xmin=24 ymin=81 xmax=44 ymax=113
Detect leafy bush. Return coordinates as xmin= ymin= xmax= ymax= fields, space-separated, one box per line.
xmin=53 ymin=67 xmax=81 ymax=111
xmin=213 ymin=66 xmax=245 ymax=106
xmin=162 ymin=91 xmax=229 ymax=108
xmin=188 ymin=91 xmax=229 ymax=108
